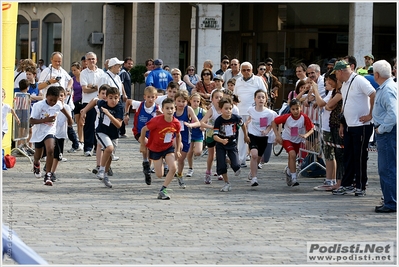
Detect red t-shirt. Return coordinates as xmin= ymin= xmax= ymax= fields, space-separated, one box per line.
xmin=274 ymin=112 xmax=314 ymax=144
xmin=145 ymin=114 xmax=181 ymax=152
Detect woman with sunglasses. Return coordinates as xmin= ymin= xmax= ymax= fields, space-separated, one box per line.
xmin=171 ymin=68 xmax=187 ymax=90
xmin=183 ymin=65 xmax=201 ymax=94
xmin=191 ymin=68 xmax=216 ymax=100
xmin=256 ymin=62 xmax=269 ymax=91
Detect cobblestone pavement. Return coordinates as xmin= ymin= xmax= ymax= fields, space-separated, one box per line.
xmin=2 ymin=132 xmax=396 ymax=265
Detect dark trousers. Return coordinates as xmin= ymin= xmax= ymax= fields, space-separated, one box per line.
xmin=119 ymin=121 xmax=126 ymax=136
xmin=215 ymin=143 xmax=240 ymax=175
xmin=82 ymin=104 xmax=96 ymax=152
xmin=341 ymin=124 xmax=373 ymax=190
xmin=67 ymin=126 xmax=80 ymax=149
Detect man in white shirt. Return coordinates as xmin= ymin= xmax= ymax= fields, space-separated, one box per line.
xmin=307 ymin=64 xmax=325 ymax=98
xmin=234 ymin=62 xmax=267 ymax=167
xmin=222 ymin=58 xmax=242 ymax=88
xmin=80 ymin=52 xmax=105 ymax=156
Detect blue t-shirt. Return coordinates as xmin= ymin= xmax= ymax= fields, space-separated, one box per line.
xmin=95 ymin=100 xmax=123 ymax=140
xmin=145 ymin=68 xmax=173 ymax=90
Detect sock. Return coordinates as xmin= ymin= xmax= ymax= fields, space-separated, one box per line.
xmin=160 ymin=185 xmax=167 ymax=191
xmin=206 ymin=170 xmax=211 ymax=175
xmin=143 ymin=159 xmax=149 ymax=162
xmin=99 ymin=166 xmax=105 ymax=172
xmin=287 ymin=168 xmax=291 ymax=175
xmin=291 ymin=173 xmax=297 ymax=180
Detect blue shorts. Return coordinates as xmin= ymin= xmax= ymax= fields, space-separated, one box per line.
xmin=182 ymin=141 xmax=190 ymax=153
xmin=149 ymin=146 xmax=175 ymax=161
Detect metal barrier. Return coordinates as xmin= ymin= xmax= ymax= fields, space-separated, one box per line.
xmin=11 ymin=92 xmax=32 ymax=164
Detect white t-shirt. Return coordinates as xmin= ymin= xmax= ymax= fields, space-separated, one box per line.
xmin=155 ymin=95 xmax=168 ymax=109
xmin=55 ymin=104 xmax=71 ymax=139
xmin=38 ymin=66 xmax=72 ymax=97
xmin=267 ymin=110 xmax=278 ymax=143
xmin=341 ymin=73 xmax=376 ymax=127
xmin=14 ymin=71 xmax=26 ymax=89
xmin=247 ymin=106 xmax=276 ymax=136
xmin=2 ymin=104 xmax=12 ymax=133
xmin=80 ymin=66 xmax=105 ymax=103
xmin=30 ymin=100 xmax=64 ymax=143
xmin=234 ymin=75 xmax=267 ymax=116
xmin=222 ymin=69 xmax=242 ymax=88
xmin=321 ymin=93 xmax=332 ymax=132
xmin=100 ymin=70 xmax=123 ymax=96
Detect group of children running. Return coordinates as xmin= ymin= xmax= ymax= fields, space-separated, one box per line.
xmin=4 ymin=76 xmax=316 ymax=200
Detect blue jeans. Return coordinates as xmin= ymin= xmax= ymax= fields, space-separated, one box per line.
xmin=376 ymin=126 xmax=397 ymax=210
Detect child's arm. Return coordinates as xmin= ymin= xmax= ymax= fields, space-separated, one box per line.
xmin=60 ymin=107 xmax=74 ymax=126
xmin=139 ymin=126 xmax=149 ymax=153
xmin=299 ymin=115 xmax=315 ymax=139
xmin=175 ymin=132 xmax=182 ymax=158
xmin=80 ymin=98 xmax=98 ymax=124
xmin=101 ymin=107 xmax=122 ymax=128
xmin=185 ymin=106 xmax=201 ymax=129
xmin=308 ymin=80 xmax=326 ymax=107
xmin=271 ymin=120 xmax=282 ymax=144
xmin=213 ymin=134 xmax=228 ymax=145
xmin=300 ymin=127 xmax=314 ymax=139
xmin=240 ymin=122 xmax=250 ymax=144
xmin=199 ymin=108 xmax=214 ymax=129
xmin=124 ymin=99 xmax=133 ymax=125
xmin=10 ymin=108 xmax=20 ymax=125
xmin=30 ymin=114 xmax=56 ymax=125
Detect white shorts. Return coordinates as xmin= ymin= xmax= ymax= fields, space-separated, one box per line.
xmin=96 ymin=132 xmax=118 ymax=150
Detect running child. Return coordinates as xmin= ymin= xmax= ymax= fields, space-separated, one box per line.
xmin=50 ymin=87 xmax=73 ymax=181
xmin=246 ymin=89 xmax=276 ymax=186
xmin=213 ymin=97 xmax=249 ymax=192
xmin=30 ymin=86 xmax=73 ymax=186
xmin=124 ymin=86 xmax=159 ymax=185
xmin=173 ymin=90 xmax=201 ymax=188
xmin=272 ymin=98 xmax=314 ymax=187
xmin=139 ymin=98 xmax=181 ymax=200
xmin=80 ymin=86 xmax=123 ymax=188
xmin=186 ymin=93 xmax=207 ymax=177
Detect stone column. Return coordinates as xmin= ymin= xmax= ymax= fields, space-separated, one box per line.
xmin=348 ymin=3 xmax=373 ymax=66
xmin=153 ymin=3 xmax=180 ymax=68
xmin=190 ymin=4 xmax=222 ymax=73
xmin=132 ymin=3 xmax=154 ymax=66
xmin=102 ymin=4 xmax=124 ymax=63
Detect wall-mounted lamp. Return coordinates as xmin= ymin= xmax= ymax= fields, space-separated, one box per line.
xmin=32 ymin=6 xmax=37 ymax=14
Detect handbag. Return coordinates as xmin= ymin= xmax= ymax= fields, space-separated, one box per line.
xmin=4 ymin=154 xmax=16 ymax=168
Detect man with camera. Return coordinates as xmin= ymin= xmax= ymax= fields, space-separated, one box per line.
xmin=38 ymin=51 xmax=73 ymax=98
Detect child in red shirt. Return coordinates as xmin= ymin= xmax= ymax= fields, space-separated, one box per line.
xmin=139 ymin=98 xmax=181 ymax=200
xmin=272 ymin=99 xmax=314 ymax=187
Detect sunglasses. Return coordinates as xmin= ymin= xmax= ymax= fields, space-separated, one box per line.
xmin=203 ymin=73 xmax=211 ymax=76
xmin=188 ymin=69 xmax=194 ymax=71
xmin=222 ymin=61 xmax=229 ymax=64
xmin=259 ymin=68 xmax=266 ymax=71
xmin=172 ymin=73 xmax=179 ymax=76
xmin=242 ymin=69 xmax=251 ymax=72
xmin=266 ymin=63 xmax=272 ymax=66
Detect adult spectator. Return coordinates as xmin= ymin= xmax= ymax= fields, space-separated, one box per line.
xmin=103 ymin=59 xmax=109 ymax=72
xmin=264 ymin=58 xmax=281 ymax=109
xmin=203 ymin=59 xmax=215 ymax=77
xmin=332 ymin=60 xmax=376 ymax=197
xmin=191 ymin=68 xmax=216 ymax=100
xmin=216 ymin=55 xmax=229 ymax=76
xmin=222 ymin=58 xmax=242 ymax=88
xmin=372 ymin=60 xmax=397 ymax=213
xmin=36 ymin=59 xmax=46 ymax=80
xmin=171 ymin=68 xmax=187 ymax=90
xmin=38 ymin=52 xmax=73 ymax=97
xmin=233 ymin=62 xmax=267 ymax=167
xmin=145 ymin=59 xmax=173 ymax=93
xmin=326 ymin=58 xmax=337 ymax=73
xmin=357 ymin=54 xmax=374 ymax=76
xmin=163 ymin=65 xmax=170 ymax=72
xmin=81 ymin=56 xmax=88 ymax=70
xmin=80 ymin=51 xmax=105 ymax=156
xmin=295 ymin=63 xmax=308 ymax=87
xmin=343 ymin=55 xmax=357 ymax=72
xmin=364 ymin=66 xmax=379 ymax=89
xmin=307 ymin=64 xmax=325 ymax=98
xmin=118 ymin=57 xmax=134 ymax=138
xmin=144 ymin=58 xmax=154 ymax=82
xmin=183 ymin=65 xmax=200 ymax=94
xmin=392 ymin=58 xmax=397 ymax=82
xmin=255 ymin=62 xmax=268 ymax=90
xmin=70 ymin=61 xmax=84 ymax=148
xmin=14 ymin=59 xmax=36 ymax=91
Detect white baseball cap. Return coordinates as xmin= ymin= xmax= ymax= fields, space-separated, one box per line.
xmin=108 ymin=57 xmax=124 ymax=67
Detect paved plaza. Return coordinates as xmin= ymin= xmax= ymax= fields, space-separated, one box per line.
xmin=2 ymin=131 xmax=397 ymax=265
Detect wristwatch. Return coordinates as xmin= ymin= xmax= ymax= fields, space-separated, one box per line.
xmin=124 ymin=112 xmax=129 ymax=116
xmin=46 ymin=80 xmax=51 ymax=85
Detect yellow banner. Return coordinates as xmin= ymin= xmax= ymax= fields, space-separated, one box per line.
xmin=2 ymin=2 xmax=18 ymax=154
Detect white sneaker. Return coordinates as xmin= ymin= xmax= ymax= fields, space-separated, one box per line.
xmin=246 ymin=155 xmax=251 ymax=161
xmin=204 ymin=173 xmax=212 ymax=184
xmin=111 ymin=154 xmax=120 ymax=161
xmin=251 ymin=177 xmax=259 ymax=186
xmin=97 ymin=170 xmax=105 ymax=180
xmin=84 ymin=151 xmax=92 ymax=157
xmin=220 ymin=183 xmax=231 ymax=192
xmin=77 ymin=142 xmax=84 ymax=151
xmin=186 ymin=168 xmax=193 ymax=177
xmin=234 ymin=168 xmax=241 ymax=176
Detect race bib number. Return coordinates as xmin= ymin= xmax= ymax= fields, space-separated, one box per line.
xmin=164 ymin=132 xmax=173 ymax=143
xmin=291 ymin=127 xmax=298 ymax=136
xmin=260 ymin=117 xmax=268 ymax=127
xmin=225 ymin=124 xmax=234 ymax=136
xmin=103 ymin=115 xmax=111 ymax=126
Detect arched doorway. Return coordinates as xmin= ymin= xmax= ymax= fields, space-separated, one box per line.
xmin=42 ymin=13 xmax=62 ymax=63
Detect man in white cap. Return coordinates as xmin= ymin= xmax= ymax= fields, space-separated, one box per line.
xmin=145 ymin=58 xmax=173 ymax=93
xmin=100 ymin=57 xmax=127 ymax=102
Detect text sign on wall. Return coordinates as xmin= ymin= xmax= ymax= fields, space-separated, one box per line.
xmin=199 ymin=17 xmax=221 ymax=29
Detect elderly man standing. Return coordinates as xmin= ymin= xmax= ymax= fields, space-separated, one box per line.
xmin=80 ymin=52 xmax=105 ymax=156
xmin=234 ymin=62 xmax=267 ymax=167
xmin=38 ymin=52 xmax=73 ymax=97
xmin=145 ymin=58 xmax=173 ymax=93
xmin=222 ymin=58 xmax=242 ymax=88
xmin=307 ymin=64 xmax=326 ymax=98
xmin=332 ymin=60 xmax=376 ymax=197
xmin=372 ymin=60 xmax=397 ymax=213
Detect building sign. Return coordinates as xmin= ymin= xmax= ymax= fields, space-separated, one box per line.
xmin=199 ymin=17 xmax=220 ymax=29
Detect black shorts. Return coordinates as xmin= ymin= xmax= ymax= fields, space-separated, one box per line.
xmin=54 ymin=138 xmax=65 ymax=161
xmin=148 ymin=146 xmax=175 ymax=161
xmin=73 ymin=101 xmax=84 ymax=115
xmin=34 ymin=134 xmax=55 ymax=149
xmin=248 ymin=133 xmax=268 ymax=157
